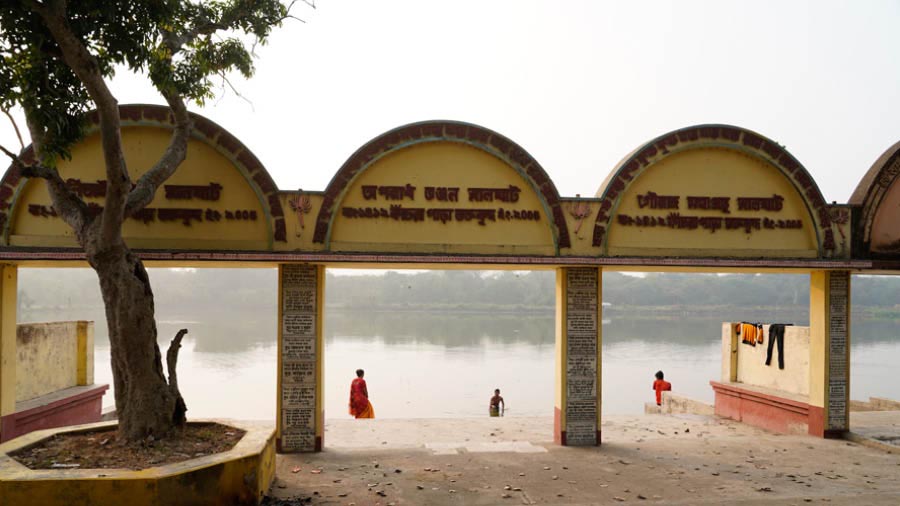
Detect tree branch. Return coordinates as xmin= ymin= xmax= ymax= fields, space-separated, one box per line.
xmin=0 ymin=144 xmax=20 ymax=163
xmin=166 ymin=328 xmax=189 ymax=427
xmin=1 ymin=109 xmax=25 ymax=150
xmin=19 ymin=107 xmax=91 ymax=235
xmin=282 ymin=0 xmax=313 ymax=24
xmin=29 ymin=0 xmax=130 ymax=244
xmin=219 ymin=71 xmax=255 ymax=110
xmin=162 ymin=21 xmax=225 ymax=54
xmin=124 ymin=93 xmax=191 ymax=216
xmin=165 ymin=328 xmax=188 ymax=391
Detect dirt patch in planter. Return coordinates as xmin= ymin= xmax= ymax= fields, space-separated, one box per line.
xmin=10 ymin=422 xmax=246 ymax=470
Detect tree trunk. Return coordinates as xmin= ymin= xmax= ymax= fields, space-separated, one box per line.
xmin=87 ymin=240 xmax=180 ymax=440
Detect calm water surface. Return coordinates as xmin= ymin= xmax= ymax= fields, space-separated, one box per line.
xmin=25 ymin=307 xmax=899 ymax=420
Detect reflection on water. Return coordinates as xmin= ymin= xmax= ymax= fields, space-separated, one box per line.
xmin=19 ymin=308 xmax=900 ymax=419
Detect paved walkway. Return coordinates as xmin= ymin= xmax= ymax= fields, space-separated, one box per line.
xmin=270 ymin=413 xmax=900 ymax=505
xmin=850 ymin=410 xmax=900 ymax=449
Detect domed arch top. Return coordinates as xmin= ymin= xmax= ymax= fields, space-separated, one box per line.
xmin=312 ymin=120 xmax=571 ymax=254
xmin=590 ymin=125 xmax=845 ymax=259
xmin=849 ymin=140 xmax=900 ymax=257
xmin=0 ymin=104 xmax=286 ymax=250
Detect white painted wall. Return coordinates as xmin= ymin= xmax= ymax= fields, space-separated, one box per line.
xmin=722 ymin=323 xmax=810 ymax=397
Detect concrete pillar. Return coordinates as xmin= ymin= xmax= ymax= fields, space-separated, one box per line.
xmin=276 ymin=264 xmax=325 ymax=452
xmin=0 ymin=265 xmax=17 ymax=420
xmin=808 ymin=271 xmax=850 ymax=438
xmin=554 ymin=267 xmax=601 ymax=446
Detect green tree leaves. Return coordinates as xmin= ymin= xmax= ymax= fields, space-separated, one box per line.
xmin=0 ymin=0 xmax=292 ymax=160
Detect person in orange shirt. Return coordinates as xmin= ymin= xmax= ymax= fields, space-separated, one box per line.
xmin=349 ymin=369 xmax=375 ymax=419
xmin=652 ymin=370 xmax=672 ymax=406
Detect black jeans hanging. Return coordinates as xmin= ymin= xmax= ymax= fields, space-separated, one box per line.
xmin=766 ymin=324 xmax=789 ymax=369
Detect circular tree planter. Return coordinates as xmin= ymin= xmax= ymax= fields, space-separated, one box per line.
xmin=0 ymin=419 xmax=275 ymax=506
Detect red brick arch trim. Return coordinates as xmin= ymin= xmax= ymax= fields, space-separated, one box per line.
xmin=847 ymin=140 xmax=900 ymax=254
xmin=312 ymin=121 xmax=570 ymax=249
xmin=591 ymin=124 xmax=833 ymax=255
xmin=0 ymin=104 xmax=286 ymax=243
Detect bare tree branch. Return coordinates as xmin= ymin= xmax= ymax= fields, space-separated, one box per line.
xmin=0 ymin=144 xmax=20 ymax=163
xmin=165 ymin=328 xmax=188 ymax=391
xmin=281 ymin=0 xmax=314 ymax=23
xmin=1 ymin=109 xmax=25 ymax=150
xmin=124 ymin=93 xmax=191 ymax=216
xmin=166 ymin=328 xmax=189 ymax=427
xmin=219 ymin=71 xmax=255 ymax=110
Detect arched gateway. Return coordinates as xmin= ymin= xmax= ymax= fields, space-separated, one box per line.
xmin=0 ymin=105 xmax=877 ymax=451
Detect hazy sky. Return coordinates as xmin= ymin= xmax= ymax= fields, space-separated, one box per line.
xmin=2 ymin=0 xmax=899 ymax=203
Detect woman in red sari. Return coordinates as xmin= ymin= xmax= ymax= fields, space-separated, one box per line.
xmin=349 ymin=369 xmax=375 ymax=418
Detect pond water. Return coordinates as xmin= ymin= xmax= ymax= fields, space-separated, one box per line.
xmin=26 ymin=307 xmax=898 ymax=420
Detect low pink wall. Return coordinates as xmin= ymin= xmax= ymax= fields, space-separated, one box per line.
xmin=1 ymin=385 xmax=108 ymax=443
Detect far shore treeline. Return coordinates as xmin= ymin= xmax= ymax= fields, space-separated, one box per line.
xmin=15 ymin=269 xmax=900 ymax=319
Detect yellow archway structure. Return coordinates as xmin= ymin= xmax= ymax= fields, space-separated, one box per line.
xmin=0 ymin=105 xmax=881 ymax=451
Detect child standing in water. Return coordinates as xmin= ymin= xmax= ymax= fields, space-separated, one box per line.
xmin=489 ymin=388 xmax=505 ymax=417
xmin=652 ymin=370 xmax=672 ymax=406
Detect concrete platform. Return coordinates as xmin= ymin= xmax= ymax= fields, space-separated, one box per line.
xmin=270 ymin=414 xmax=900 ymax=505
xmin=848 ymin=410 xmax=900 ymax=451
xmin=0 ymin=419 xmax=275 ymax=506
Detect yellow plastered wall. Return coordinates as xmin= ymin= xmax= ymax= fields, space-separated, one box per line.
xmin=721 ymin=323 xmax=738 ymax=383
xmin=9 ymin=127 xmax=269 ymax=250
xmin=15 ymin=322 xmax=84 ymax=402
xmin=76 ymin=321 xmax=94 ymax=386
xmin=554 ymin=268 xmax=567 ymax=430
xmin=329 ymin=142 xmax=556 ymax=255
xmin=315 ymin=265 xmax=325 ymax=444
xmin=809 ymin=272 xmax=827 ymax=409
xmin=0 ymin=265 xmax=15 ymax=416
xmin=607 ymin=148 xmax=818 ymax=257
xmin=276 ymin=265 xmax=284 ymax=441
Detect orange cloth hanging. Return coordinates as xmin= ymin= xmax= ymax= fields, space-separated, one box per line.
xmin=739 ymin=323 xmax=757 ymax=346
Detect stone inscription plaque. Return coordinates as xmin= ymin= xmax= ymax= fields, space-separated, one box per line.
xmin=565 ymin=422 xmax=597 ymax=445
xmin=282 ymin=406 xmax=316 ymax=429
xmin=282 ymin=360 xmax=316 ymax=384
xmin=827 ymin=271 xmax=849 ymax=431
xmin=282 ymin=265 xmax=317 ymax=287
xmin=283 ymin=288 xmax=316 ymax=313
xmin=279 ymin=264 xmax=319 ymax=452
xmin=283 ymin=335 xmax=315 ymax=359
xmin=280 ymin=431 xmax=316 ymax=451
xmin=282 ymin=384 xmax=316 ymax=409
xmin=284 ymin=314 xmax=316 ymax=337
xmin=565 ymin=268 xmax=599 ymax=446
